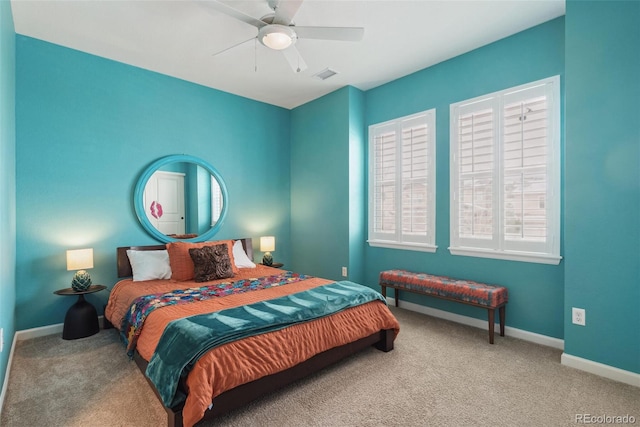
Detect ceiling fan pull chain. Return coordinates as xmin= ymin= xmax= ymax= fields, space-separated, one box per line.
xmin=254 ymin=38 xmax=258 ymax=72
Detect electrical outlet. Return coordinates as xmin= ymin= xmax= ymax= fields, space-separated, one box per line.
xmin=341 ymin=267 xmax=348 ymax=277
xmin=572 ymin=307 xmax=586 ymax=326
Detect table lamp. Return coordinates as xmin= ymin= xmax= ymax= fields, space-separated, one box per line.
xmin=260 ymin=236 xmax=275 ymax=266
xmin=66 ymin=248 xmax=94 ymax=291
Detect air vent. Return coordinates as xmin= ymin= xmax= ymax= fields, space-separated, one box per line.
xmin=313 ymin=68 xmax=338 ymax=81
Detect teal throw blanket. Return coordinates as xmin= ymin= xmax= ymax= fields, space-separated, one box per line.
xmin=146 ymin=281 xmax=386 ymax=408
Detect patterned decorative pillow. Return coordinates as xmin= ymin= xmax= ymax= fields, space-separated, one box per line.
xmin=166 ymin=240 xmax=237 ymax=281
xmin=189 ymin=244 xmax=234 ymax=282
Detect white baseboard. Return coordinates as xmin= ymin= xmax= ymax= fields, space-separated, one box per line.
xmin=15 ymin=322 xmax=63 ymax=341
xmin=0 ymin=331 xmax=17 ymax=421
xmin=561 ymin=353 xmax=640 ymax=388
xmin=14 ymin=316 xmax=105 ymax=341
xmin=389 ymin=297 xmax=565 ymax=350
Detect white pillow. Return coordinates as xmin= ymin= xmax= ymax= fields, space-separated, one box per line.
xmin=126 ymin=249 xmax=172 ymax=281
xmin=232 ymin=240 xmax=256 ymax=268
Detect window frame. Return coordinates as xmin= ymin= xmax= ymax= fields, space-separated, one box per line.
xmin=210 ymin=175 xmax=222 ymax=227
xmin=449 ymin=76 xmax=561 ymax=265
xmin=368 ymin=109 xmax=437 ymax=253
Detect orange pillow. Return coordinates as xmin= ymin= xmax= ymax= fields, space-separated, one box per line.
xmin=166 ymin=240 xmax=237 ymax=281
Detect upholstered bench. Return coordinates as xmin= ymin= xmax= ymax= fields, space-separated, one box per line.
xmin=379 ymin=270 xmax=508 ymax=344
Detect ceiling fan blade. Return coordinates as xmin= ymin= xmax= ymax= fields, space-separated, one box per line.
xmin=211 ymin=36 xmax=256 ymax=57
xmin=282 ymin=46 xmax=308 ymax=73
xmin=198 ymin=0 xmax=267 ymax=29
xmin=270 ymin=0 xmax=304 ymax=26
xmin=294 ymin=26 xmax=364 ymax=42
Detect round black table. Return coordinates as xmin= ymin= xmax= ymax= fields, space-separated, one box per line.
xmin=54 ymin=285 xmax=106 ymax=340
xmin=260 ymin=262 xmax=284 ymax=268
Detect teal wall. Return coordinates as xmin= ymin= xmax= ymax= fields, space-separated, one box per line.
xmin=0 ymin=0 xmax=16 ymax=392
xmin=364 ymin=18 xmax=566 ymax=339
xmin=290 ymin=86 xmax=366 ymax=283
xmin=15 ymin=36 xmax=291 ymax=330
xmin=564 ymin=0 xmax=640 ymax=373
xmin=290 ymin=87 xmax=352 ymax=280
xmin=348 ymin=87 xmax=365 ymax=285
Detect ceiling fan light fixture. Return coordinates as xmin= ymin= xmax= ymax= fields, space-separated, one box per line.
xmin=259 ymin=25 xmax=296 ymax=50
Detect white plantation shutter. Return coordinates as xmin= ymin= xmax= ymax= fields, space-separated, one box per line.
xmin=369 ymin=110 xmax=436 ymax=251
xmin=503 ymin=94 xmax=548 ymax=250
xmin=456 ymin=100 xmax=496 ymax=249
xmin=373 ymin=125 xmax=396 ymax=237
xmin=450 ymin=76 xmax=561 ymax=264
xmin=401 ymin=117 xmax=430 ymax=242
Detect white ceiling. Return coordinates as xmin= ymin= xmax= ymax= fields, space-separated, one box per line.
xmin=10 ymin=0 xmax=565 ymax=109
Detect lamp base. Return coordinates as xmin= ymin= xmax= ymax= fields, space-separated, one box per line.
xmin=262 ymin=252 xmax=273 ymax=266
xmin=71 ymin=270 xmax=92 ymax=292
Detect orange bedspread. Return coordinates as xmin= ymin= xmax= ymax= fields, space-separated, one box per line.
xmin=105 ymin=266 xmax=400 ymax=427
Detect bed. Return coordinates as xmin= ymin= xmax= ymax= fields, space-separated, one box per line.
xmin=105 ymin=238 xmax=400 ymax=427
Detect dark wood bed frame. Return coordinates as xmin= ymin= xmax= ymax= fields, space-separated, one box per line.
xmin=114 ymin=238 xmax=395 ymax=427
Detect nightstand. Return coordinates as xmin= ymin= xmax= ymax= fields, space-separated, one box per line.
xmin=54 ymin=285 xmax=106 ymax=340
xmin=261 ymin=262 xmax=284 ymax=268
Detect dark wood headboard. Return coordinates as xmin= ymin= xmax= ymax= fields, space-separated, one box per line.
xmin=116 ymin=238 xmax=254 ymax=278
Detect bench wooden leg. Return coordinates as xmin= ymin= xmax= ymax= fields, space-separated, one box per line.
xmin=488 ymin=309 xmax=495 ymax=344
xmin=380 ymin=285 xmax=399 ymax=307
xmin=499 ymin=305 xmax=506 ymax=337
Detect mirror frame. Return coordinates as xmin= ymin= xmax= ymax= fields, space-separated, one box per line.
xmin=134 ymin=154 xmax=229 ymax=243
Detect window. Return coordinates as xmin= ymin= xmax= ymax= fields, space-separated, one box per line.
xmin=450 ymin=76 xmax=561 ymax=264
xmin=368 ymin=109 xmax=436 ymax=252
xmin=211 ymin=175 xmax=222 ymax=225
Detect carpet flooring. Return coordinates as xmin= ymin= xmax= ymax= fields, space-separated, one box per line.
xmin=2 ymin=306 xmax=638 ymax=426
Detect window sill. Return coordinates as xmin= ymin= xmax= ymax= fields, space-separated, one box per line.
xmin=448 ymin=246 xmax=562 ymax=265
xmin=368 ymin=240 xmax=437 ymax=253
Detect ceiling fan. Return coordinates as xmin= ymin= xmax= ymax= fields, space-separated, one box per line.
xmin=202 ymin=0 xmax=364 ymax=73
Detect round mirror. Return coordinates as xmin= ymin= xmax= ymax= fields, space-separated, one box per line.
xmin=134 ymin=154 xmax=228 ymax=243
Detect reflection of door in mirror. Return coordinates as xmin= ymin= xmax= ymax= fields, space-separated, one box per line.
xmin=144 ymin=171 xmax=186 ymax=235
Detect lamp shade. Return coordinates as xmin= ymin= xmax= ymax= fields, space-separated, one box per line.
xmin=260 ymin=236 xmax=275 ymax=253
xmin=66 ymin=248 xmax=94 ymax=271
